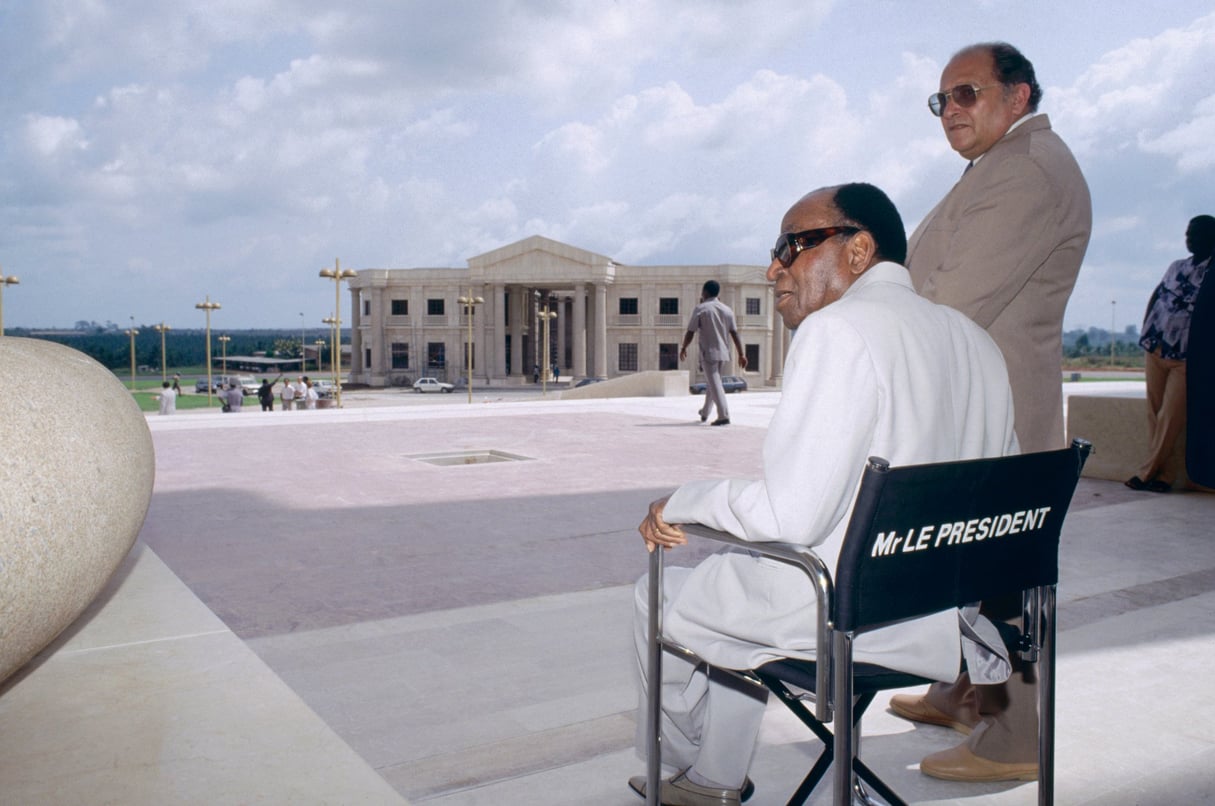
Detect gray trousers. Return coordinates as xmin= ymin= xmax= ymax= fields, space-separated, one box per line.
xmin=632 ymin=569 xmax=767 ymax=788
xmin=699 ymin=360 xmax=730 ymax=421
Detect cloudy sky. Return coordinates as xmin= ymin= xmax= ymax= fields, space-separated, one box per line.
xmin=2 ymin=1 xmax=1213 ymax=333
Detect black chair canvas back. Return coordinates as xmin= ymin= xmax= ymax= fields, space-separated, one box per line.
xmin=835 ymin=446 xmax=1086 ymax=635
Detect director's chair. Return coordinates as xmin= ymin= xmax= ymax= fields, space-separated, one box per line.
xmin=644 ymin=439 xmax=1091 ymax=806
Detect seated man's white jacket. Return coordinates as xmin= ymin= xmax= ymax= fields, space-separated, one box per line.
xmin=662 ymin=261 xmax=1018 ymax=682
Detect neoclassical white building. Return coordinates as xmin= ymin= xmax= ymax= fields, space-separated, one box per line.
xmin=347 ymin=235 xmax=788 ymax=388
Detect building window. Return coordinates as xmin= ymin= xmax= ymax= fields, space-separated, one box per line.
xmin=619 ymin=297 xmax=638 ymax=315
xmin=659 ymin=297 xmax=679 ymax=315
xmin=427 ymin=298 xmax=445 ymax=316
xmin=619 ymin=343 xmax=638 ymax=372
xmin=746 ymin=297 xmax=761 ymax=316
xmin=391 ymin=343 xmax=410 ymax=369
xmin=427 ymin=342 xmax=446 ymax=369
xmin=364 ymin=348 xmax=371 ymax=369
xmin=363 ymin=299 xmax=371 ymax=316
xmin=391 ymin=299 xmax=408 ymax=316
xmin=745 ymin=344 xmax=760 ymax=372
xmin=659 ymin=343 xmax=679 ymax=371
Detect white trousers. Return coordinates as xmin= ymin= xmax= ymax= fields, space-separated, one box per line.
xmin=632 ymin=568 xmax=767 ymax=789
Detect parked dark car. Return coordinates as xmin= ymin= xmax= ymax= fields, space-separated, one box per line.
xmin=689 ymin=375 xmax=748 ymax=394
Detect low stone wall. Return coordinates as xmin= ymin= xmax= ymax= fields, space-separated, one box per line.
xmin=1066 ymin=394 xmax=1188 ymax=485
xmin=560 ymin=370 xmax=690 ymax=400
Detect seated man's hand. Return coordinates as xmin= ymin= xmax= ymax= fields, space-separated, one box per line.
xmin=639 ymin=496 xmax=687 ymax=553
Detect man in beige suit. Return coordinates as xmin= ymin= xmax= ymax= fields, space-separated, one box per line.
xmin=895 ymin=42 xmax=1092 ymax=783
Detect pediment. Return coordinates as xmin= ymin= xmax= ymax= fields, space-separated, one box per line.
xmin=467 ymin=235 xmax=616 ymax=284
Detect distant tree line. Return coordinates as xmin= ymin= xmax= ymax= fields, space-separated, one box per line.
xmin=10 ymin=322 xmax=1142 ymax=371
xmin=1062 ymin=325 xmax=1141 ymax=359
xmin=10 ymin=326 xmax=340 ymax=372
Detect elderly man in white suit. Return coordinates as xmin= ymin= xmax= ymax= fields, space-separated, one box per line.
xmin=628 ymin=183 xmax=1018 ymax=806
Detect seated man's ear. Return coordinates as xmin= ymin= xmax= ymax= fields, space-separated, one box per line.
xmin=847 ymin=231 xmax=877 ymax=274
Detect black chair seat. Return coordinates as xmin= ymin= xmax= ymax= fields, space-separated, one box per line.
xmin=758 ymin=657 xmax=933 ymax=696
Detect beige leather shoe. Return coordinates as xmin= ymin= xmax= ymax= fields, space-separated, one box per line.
xmin=920 ymin=743 xmax=1038 ymax=782
xmin=888 ymin=693 xmax=975 ymax=734
xmin=627 ymin=769 xmax=742 ymax=806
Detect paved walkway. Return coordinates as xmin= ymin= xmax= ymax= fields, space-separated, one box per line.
xmin=3 ymin=385 xmax=1215 ymax=804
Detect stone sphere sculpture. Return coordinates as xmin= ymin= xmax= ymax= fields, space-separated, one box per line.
xmin=0 ymin=337 xmax=155 ymax=685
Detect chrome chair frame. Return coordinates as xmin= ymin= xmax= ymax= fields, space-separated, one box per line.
xmin=644 ymin=439 xmax=1091 ymax=806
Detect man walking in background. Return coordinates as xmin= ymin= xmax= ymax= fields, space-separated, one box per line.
xmin=681 ymin=280 xmax=746 ymax=426
xmin=894 ymin=41 xmax=1092 ymax=783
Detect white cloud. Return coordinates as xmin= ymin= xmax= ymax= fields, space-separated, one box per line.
xmin=23 ymin=114 xmax=88 ymax=157
xmin=1052 ymin=11 xmax=1215 ymax=170
xmin=1 ymin=1 xmax=1212 ymax=331
xmin=1139 ymin=94 xmax=1215 ymax=171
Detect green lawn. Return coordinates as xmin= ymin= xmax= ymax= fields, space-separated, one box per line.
xmin=121 ymin=371 xmax=230 ymax=412
xmin=133 ymin=387 xmax=225 ymax=413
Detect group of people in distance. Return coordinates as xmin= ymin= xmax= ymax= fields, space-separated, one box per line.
xmin=153 ymin=375 xmax=324 ymax=415
xmin=276 ymin=375 xmax=321 ymax=411
xmin=633 ymin=39 xmax=1144 ymax=806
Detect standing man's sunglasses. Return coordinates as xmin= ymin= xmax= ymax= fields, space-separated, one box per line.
xmin=928 ymin=83 xmax=997 ymax=116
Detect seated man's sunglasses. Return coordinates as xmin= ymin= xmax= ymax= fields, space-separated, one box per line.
xmin=928 ymin=83 xmax=996 ymax=116
xmin=770 ymin=227 xmax=859 ymax=269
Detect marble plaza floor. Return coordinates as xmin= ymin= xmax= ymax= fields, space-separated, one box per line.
xmin=2 ymin=384 xmax=1214 ymax=805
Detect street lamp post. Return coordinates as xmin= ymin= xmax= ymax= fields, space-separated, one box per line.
xmin=457 ymin=289 xmax=484 ymax=403
xmin=314 ymin=339 xmax=326 ymax=373
xmin=125 ymin=327 xmax=140 ymax=389
xmin=218 ymin=335 xmax=231 ymax=375
xmin=153 ymin=322 xmax=171 ymax=382
xmin=195 ymin=295 xmax=221 ymax=406
xmin=0 ymin=270 xmax=19 ymax=336
xmin=1110 ymin=299 xmax=1117 ymax=365
xmin=299 ymin=311 xmax=305 ymax=373
xmin=322 ymin=315 xmax=338 ymax=386
xmin=319 ymin=258 xmax=357 ymax=407
xmin=535 ymin=292 xmax=558 ymax=397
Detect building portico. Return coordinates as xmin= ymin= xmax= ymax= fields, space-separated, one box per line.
xmin=348 ymin=235 xmax=778 ymax=388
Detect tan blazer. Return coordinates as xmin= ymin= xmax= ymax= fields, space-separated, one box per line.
xmin=907 ymin=115 xmax=1091 ymax=453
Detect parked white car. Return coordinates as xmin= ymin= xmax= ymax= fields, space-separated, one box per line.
xmin=412 ymin=377 xmax=454 ymax=393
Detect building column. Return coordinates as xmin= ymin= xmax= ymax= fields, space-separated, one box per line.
xmin=769 ymin=298 xmax=785 ymax=385
xmin=350 ymin=288 xmax=364 ymax=382
xmin=473 ymin=283 xmax=488 ymax=384
xmin=368 ymin=287 xmax=385 ymax=383
xmin=556 ymin=297 xmax=568 ymax=373
xmin=593 ymin=282 xmax=608 ymax=377
xmin=532 ymin=289 xmax=543 ymax=379
xmin=573 ymin=283 xmax=587 ymax=378
xmin=509 ymin=287 xmax=523 ymax=378
xmin=493 ymin=283 xmax=506 ymax=381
